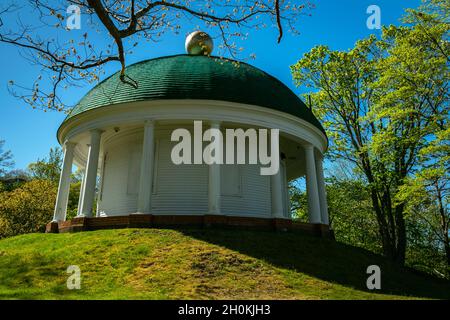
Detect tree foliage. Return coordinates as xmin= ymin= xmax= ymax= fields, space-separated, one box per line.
xmin=28 ymin=147 xmax=63 ymax=183
xmin=291 ymin=0 xmax=449 ymax=265
xmin=0 ymin=139 xmax=14 ymax=176
xmin=288 ymin=180 xmax=307 ymax=221
xmin=289 ymin=172 xmax=449 ymax=278
xmin=326 ymin=178 xmax=381 ymax=254
xmin=0 ymin=147 xmax=81 ymax=238
xmin=0 ymin=179 xmax=57 ymax=238
xmin=290 ymin=175 xmax=382 ymax=254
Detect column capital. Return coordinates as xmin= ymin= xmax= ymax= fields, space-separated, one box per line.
xmin=89 ymin=128 xmax=105 ymax=136
xmin=63 ymin=140 xmax=77 ymax=150
xmin=143 ymin=119 xmax=155 ymax=126
xmin=303 ymin=143 xmax=315 ymax=151
xmin=209 ymin=120 xmax=222 ymax=128
xmin=316 ymin=152 xmax=325 ymax=162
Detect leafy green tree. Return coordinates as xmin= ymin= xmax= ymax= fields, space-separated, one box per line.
xmin=0 ymin=169 xmax=29 ymax=191
xmin=67 ymin=181 xmax=81 ymax=220
xmin=28 ymin=147 xmax=63 ymax=183
xmin=326 ymin=178 xmax=381 ymax=254
xmin=397 ymin=130 xmax=449 ymax=269
xmin=289 ymin=180 xmax=308 ymax=221
xmin=391 ymin=0 xmax=450 ymax=270
xmin=291 ymin=0 xmax=448 ymax=265
xmin=404 ymin=196 xmax=449 ymax=278
xmin=0 ymin=139 xmax=14 ymax=176
xmin=289 ymin=174 xmax=381 ymax=253
xmin=380 ymin=0 xmax=449 ymax=268
xmin=0 ymin=180 xmax=57 ymax=238
xmin=289 ymin=173 xmax=449 ymax=278
xmin=0 ymin=147 xmax=84 ymax=238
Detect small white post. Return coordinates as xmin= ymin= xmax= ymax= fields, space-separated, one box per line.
xmin=137 ymin=120 xmax=155 ymax=214
xmin=304 ymin=144 xmax=321 ymax=224
xmin=53 ymin=141 xmax=76 ymax=222
xmin=79 ymin=129 xmax=102 ymax=217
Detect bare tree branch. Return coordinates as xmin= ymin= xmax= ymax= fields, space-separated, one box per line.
xmin=0 ymin=0 xmax=313 ymax=111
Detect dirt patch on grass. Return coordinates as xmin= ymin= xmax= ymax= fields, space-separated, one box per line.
xmin=190 ymin=250 xmax=254 ymax=277
xmin=124 ymin=240 xmax=300 ymax=299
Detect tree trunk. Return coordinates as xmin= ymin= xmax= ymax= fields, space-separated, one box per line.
xmin=445 ymin=239 xmax=450 ymax=266
xmin=369 ymin=186 xmax=395 ymax=258
xmin=394 ymin=203 xmax=406 ymax=265
xmin=367 ymin=182 xmax=406 ymax=265
xmin=436 ymin=185 xmax=449 ymax=267
xmin=361 ymin=155 xmax=407 ymax=265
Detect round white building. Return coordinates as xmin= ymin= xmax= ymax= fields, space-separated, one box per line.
xmin=48 ymin=36 xmax=329 ymax=235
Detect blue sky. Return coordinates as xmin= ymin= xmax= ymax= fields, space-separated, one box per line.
xmin=0 ymin=0 xmax=421 ymax=169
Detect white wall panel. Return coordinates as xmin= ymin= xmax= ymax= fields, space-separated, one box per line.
xmin=220 ymin=164 xmax=271 ymax=217
xmin=151 ymin=131 xmax=209 ymax=214
xmin=98 ymin=136 xmax=141 ymax=216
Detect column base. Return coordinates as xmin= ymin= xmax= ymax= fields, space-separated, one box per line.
xmin=45 ymin=221 xmax=59 ymax=233
xmin=129 ymin=214 xmax=153 ymax=228
xmin=291 ymin=222 xmax=332 ymax=238
xmin=203 ymin=214 xmax=227 ymax=228
xmin=272 ymin=218 xmax=292 ymax=231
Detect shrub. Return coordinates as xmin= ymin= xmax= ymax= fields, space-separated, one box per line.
xmin=0 ymin=180 xmax=57 ymax=238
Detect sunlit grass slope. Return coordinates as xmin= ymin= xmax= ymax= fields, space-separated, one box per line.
xmin=0 ymin=228 xmax=448 ymax=299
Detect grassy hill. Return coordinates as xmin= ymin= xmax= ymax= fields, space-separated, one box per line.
xmin=0 ymin=228 xmax=449 ymax=299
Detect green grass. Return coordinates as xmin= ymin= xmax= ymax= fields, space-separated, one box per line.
xmin=0 ymin=228 xmax=448 ymax=299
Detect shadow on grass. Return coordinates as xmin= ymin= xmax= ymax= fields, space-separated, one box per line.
xmin=179 ymin=228 xmax=450 ymax=299
xmin=0 ymin=252 xmax=67 ymax=299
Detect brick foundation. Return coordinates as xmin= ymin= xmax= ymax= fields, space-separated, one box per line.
xmin=46 ymin=214 xmax=332 ymax=238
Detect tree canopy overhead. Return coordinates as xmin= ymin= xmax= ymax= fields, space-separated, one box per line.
xmin=0 ymin=0 xmax=313 ymax=112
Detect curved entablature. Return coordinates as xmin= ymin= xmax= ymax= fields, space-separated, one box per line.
xmin=59 ymin=99 xmax=327 ymax=156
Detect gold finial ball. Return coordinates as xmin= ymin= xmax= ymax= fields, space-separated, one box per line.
xmin=185 ymin=31 xmax=213 ymax=55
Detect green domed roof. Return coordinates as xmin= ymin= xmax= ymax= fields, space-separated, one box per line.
xmin=65 ymin=54 xmax=325 ymax=133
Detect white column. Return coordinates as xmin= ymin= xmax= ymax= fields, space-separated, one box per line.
xmin=208 ymin=121 xmax=221 ymax=214
xmin=316 ymin=154 xmax=329 ymax=225
xmin=271 ymin=157 xmax=284 ymax=218
xmin=281 ymin=159 xmax=290 ymax=218
xmin=137 ymin=120 xmax=155 ymax=214
xmin=96 ymin=154 xmax=107 ymax=217
xmin=76 ymin=168 xmax=85 ymax=216
xmin=304 ymin=144 xmax=321 ymax=224
xmin=79 ymin=129 xmax=102 ymax=217
xmin=53 ymin=141 xmax=76 ymax=222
